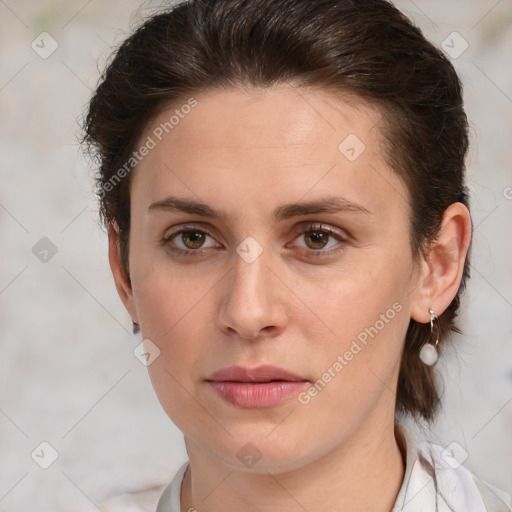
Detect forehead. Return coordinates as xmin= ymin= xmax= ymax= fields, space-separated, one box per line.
xmin=150 ymin=86 xmax=381 ymax=153
xmin=131 ymin=86 xmax=409 ymax=221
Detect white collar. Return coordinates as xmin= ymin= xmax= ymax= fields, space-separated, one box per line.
xmin=392 ymin=423 xmax=488 ymax=511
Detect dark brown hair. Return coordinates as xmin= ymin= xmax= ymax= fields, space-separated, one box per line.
xmin=82 ymin=0 xmax=471 ymax=422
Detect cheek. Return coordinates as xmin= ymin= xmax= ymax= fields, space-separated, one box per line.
xmin=305 ymin=247 xmax=411 ymax=339
xmin=132 ymin=265 xmax=210 ymax=369
xmin=130 ymin=240 xmax=216 ymax=334
xmin=130 ymin=259 xmax=217 ymax=419
xmin=292 ymin=290 xmax=408 ymax=446
xmin=304 ymin=248 xmax=412 ymax=394
xmin=136 ymin=294 xmax=206 ymax=434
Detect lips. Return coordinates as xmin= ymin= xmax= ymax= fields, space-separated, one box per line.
xmin=207 ymin=365 xmax=307 ymax=383
xmin=206 ymin=365 xmax=309 ymax=408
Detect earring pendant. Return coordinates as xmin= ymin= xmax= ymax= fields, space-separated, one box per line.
xmin=420 ymin=308 xmax=439 ymax=366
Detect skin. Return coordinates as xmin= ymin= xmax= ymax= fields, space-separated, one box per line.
xmin=108 ymin=86 xmax=472 ymax=512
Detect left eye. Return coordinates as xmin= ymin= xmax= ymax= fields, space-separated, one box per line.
xmin=293 ymin=226 xmax=344 ymax=251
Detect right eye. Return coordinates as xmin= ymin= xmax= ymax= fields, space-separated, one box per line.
xmin=161 ymin=225 xmax=222 ymax=256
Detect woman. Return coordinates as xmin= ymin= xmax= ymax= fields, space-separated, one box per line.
xmin=82 ymin=0 xmax=512 ymax=510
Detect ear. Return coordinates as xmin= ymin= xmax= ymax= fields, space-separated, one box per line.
xmin=410 ymin=202 xmax=472 ymax=323
xmin=107 ymin=222 xmax=138 ymax=323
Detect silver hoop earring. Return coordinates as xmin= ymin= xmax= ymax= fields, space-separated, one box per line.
xmin=419 ymin=308 xmax=439 ymax=366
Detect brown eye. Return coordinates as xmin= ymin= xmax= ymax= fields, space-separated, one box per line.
xmin=290 ymin=223 xmax=348 ymax=258
xmin=179 ymin=230 xmax=207 ymax=249
xmin=303 ymin=230 xmax=330 ymax=249
xmin=162 ymin=225 xmax=220 ymax=256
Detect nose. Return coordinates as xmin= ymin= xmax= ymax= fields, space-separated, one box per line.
xmin=217 ymin=247 xmax=288 ymax=341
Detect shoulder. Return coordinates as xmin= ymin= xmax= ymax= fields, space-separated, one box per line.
xmin=99 ymin=462 xmax=189 ymax=512
xmin=417 ymin=438 xmax=512 ymax=512
xmin=395 ymin=422 xmax=511 ymax=512
xmin=155 ymin=461 xmax=189 ymax=512
xmin=100 ymin=484 xmax=169 ymax=512
xmin=472 ymin=474 xmax=512 ymax=512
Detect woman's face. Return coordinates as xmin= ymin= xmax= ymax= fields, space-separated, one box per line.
xmin=121 ymin=86 xmax=424 ymax=472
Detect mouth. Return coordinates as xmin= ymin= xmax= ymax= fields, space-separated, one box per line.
xmin=207 ymin=364 xmax=308 ymax=383
xmin=206 ymin=365 xmax=309 ymax=408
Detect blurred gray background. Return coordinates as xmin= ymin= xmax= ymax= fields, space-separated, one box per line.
xmin=0 ymin=0 xmax=511 ymax=510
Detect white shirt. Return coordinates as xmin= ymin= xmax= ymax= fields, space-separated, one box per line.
xmin=155 ymin=423 xmax=512 ymax=512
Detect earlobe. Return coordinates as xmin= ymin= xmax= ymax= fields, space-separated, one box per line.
xmin=107 ymin=222 xmax=138 ymax=322
xmin=410 ymin=202 xmax=472 ymax=323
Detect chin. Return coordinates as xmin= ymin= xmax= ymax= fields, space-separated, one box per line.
xmin=206 ymin=429 xmax=318 ymax=474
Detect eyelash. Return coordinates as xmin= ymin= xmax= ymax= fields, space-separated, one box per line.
xmin=160 ymin=223 xmax=348 ymax=259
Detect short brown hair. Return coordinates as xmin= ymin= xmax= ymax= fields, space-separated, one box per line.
xmin=82 ymin=0 xmax=472 ymax=422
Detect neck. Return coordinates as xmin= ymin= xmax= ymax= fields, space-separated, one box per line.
xmin=180 ymin=418 xmax=406 ymax=512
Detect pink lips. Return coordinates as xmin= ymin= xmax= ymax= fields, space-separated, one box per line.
xmin=207 ymin=365 xmax=309 ymax=408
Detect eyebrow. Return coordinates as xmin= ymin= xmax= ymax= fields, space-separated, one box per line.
xmin=148 ymin=195 xmax=373 ymax=220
